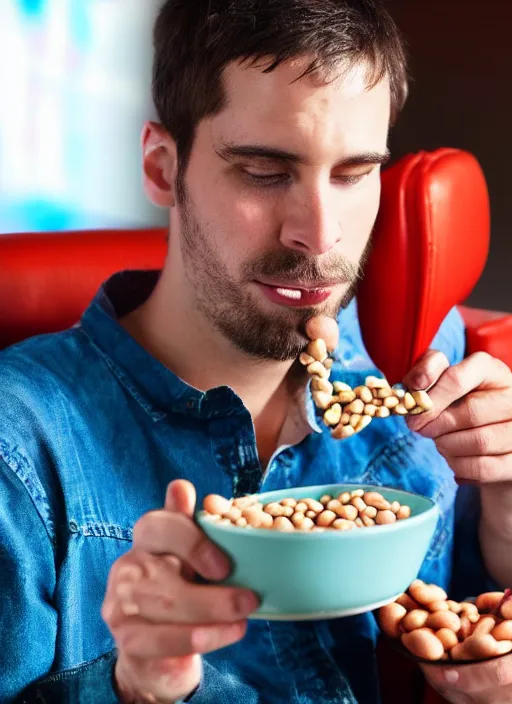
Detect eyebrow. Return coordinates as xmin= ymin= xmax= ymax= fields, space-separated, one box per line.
xmin=215 ymin=142 xmax=391 ymax=168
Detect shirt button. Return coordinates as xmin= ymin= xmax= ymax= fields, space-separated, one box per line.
xmin=187 ymin=399 xmax=196 ymax=409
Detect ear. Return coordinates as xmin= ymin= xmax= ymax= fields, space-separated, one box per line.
xmin=141 ymin=121 xmax=177 ymax=208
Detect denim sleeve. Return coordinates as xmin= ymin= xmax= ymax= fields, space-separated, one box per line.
xmin=0 ymin=446 xmax=257 ymax=704
xmin=0 ymin=455 xmax=120 ymax=704
xmin=18 ymin=653 xmax=261 ymax=703
xmin=0 ymin=457 xmax=58 ymax=702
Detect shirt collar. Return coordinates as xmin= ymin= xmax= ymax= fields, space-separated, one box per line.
xmin=80 ymin=270 xmax=321 ymax=436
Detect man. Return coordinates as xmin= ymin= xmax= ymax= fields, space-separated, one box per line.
xmin=2 ymin=1 xmax=512 ymax=702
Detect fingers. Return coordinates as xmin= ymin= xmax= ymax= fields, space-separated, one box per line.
xmin=116 ymin=618 xmax=248 ymax=659
xmin=165 ymin=479 xmax=196 ymax=516
xmin=103 ymin=552 xmax=255 ymax=660
xmin=435 ymin=421 xmax=512 ymax=458
xmin=133 ymin=511 xmax=231 ymax=581
xmin=305 ymin=316 xmax=339 ymax=353
xmin=403 ymin=349 xmax=451 ymax=393
xmin=105 ymin=480 xmax=248 ymax=704
xmin=413 ymin=389 xmax=512 ymax=439
xmin=104 ymin=550 xmax=257 ymax=624
xmin=421 ymin=653 xmax=512 ymax=696
xmin=164 ymin=481 xmax=197 ymax=581
xmin=407 ymin=352 xmax=512 ymax=434
xmin=115 ymin=572 xmax=259 ymax=625
xmin=443 ymin=455 xmax=512 ymax=484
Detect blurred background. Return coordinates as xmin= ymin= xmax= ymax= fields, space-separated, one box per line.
xmin=0 ymin=0 xmax=509 ymax=310
xmin=0 ymin=0 xmax=165 ymax=233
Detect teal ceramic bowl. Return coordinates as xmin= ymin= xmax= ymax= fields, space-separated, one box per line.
xmin=197 ymin=484 xmax=438 ymax=621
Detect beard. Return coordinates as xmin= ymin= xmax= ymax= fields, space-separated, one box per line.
xmin=178 ymin=189 xmax=370 ymax=362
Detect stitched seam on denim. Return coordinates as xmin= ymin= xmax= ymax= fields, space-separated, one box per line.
xmin=4 ymin=327 xmax=77 ymax=355
xmin=33 ymin=648 xmax=117 ymax=684
xmin=79 ymin=328 xmax=166 ymax=422
xmin=69 ymin=520 xmax=133 ymax=541
xmin=0 ymin=442 xmax=57 ymax=546
xmin=313 ymin=624 xmax=356 ymax=703
xmin=265 ymin=622 xmax=301 ymax=703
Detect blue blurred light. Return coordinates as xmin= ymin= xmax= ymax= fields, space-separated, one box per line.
xmin=17 ymin=0 xmax=46 ymax=20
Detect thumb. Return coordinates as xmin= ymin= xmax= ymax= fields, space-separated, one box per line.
xmin=165 ymin=479 xmax=196 ymax=517
xmin=402 ymin=349 xmax=450 ymax=393
xmin=164 ymin=481 xmax=197 ymax=582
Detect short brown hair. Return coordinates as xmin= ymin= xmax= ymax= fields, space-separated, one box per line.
xmin=153 ymin=0 xmax=408 ymax=171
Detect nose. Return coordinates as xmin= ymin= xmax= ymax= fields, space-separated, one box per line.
xmin=279 ymin=185 xmax=341 ymax=255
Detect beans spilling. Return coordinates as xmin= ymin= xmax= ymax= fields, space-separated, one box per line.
xmin=201 ymin=489 xmax=412 ymax=532
xmin=378 ymin=581 xmax=512 ymax=662
xmin=299 ymin=336 xmax=433 ymax=439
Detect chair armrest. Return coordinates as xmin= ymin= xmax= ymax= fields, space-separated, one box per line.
xmin=458 ymin=305 xmax=512 ymax=369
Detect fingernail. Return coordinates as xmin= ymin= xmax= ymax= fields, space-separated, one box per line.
xmin=121 ymin=602 xmax=140 ymax=616
xmin=117 ymin=582 xmax=135 ymax=601
xmin=201 ymin=546 xmax=231 ymax=581
xmin=236 ymin=592 xmax=259 ymax=616
xmin=117 ymin=565 xmax=143 ymax=582
xmin=408 ymin=374 xmax=431 ymax=392
xmin=444 ymin=670 xmax=459 ymax=684
xmin=192 ymin=628 xmax=210 ymax=652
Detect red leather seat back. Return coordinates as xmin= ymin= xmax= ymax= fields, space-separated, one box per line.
xmin=0 ymin=228 xmax=167 ymax=349
xmin=358 ymin=148 xmax=491 ymax=384
xmin=459 ymin=305 xmax=512 ymax=370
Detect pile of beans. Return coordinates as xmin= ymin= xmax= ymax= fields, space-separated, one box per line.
xmin=299 ymin=337 xmax=433 ymax=439
xmin=378 ymin=580 xmax=512 ymax=662
xmin=201 ymin=489 xmax=412 ymax=532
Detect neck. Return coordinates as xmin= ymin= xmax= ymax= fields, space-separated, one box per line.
xmin=120 ymin=266 xmax=306 ymax=459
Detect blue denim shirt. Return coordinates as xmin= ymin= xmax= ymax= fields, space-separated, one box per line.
xmin=0 ymin=271 xmax=494 ymax=703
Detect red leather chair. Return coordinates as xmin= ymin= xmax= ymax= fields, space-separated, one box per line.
xmin=0 ymin=149 xmax=510 ymax=704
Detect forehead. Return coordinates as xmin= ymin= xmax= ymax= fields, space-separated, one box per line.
xmin=207 ymin=58 xmax=391 ymax=157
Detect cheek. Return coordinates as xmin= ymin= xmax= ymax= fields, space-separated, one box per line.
xmin=217 ymin=192 xmax=278 ymax=252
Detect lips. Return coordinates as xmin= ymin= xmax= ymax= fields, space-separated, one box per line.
xmin=256 ymin=282 xmax=333 ymax=307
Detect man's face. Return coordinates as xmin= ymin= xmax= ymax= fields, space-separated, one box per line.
xmin=172 ymin=58 xmax=391 ymax=361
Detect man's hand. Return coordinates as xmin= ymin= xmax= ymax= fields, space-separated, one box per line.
xmin=403 ymin=351 xmax=512 ymax=702
xmin=421 ymin=655 xmax=512 ymax=704
xmin=404 ymin=350 xmax=512 ymax=583
xmin=404 ymin=349 xmax=512 ymax=487
xmin=101 ymin=480 xmax=259 ymax=704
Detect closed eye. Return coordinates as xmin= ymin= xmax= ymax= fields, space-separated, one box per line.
xmin=243 ymin=171 xmax=291 ymax=187
xmin=243 ymin=168 xmax=375 ymax=188
xmin=334 ymin=171 xmax=373 ymax=186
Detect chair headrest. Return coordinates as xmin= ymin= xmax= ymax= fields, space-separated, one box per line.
xmin=357 ymin=148 xmax=490 ymax=384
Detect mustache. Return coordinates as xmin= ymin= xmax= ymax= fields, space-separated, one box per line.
xmin=242 ymin=249 xmax=366 ymax=286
